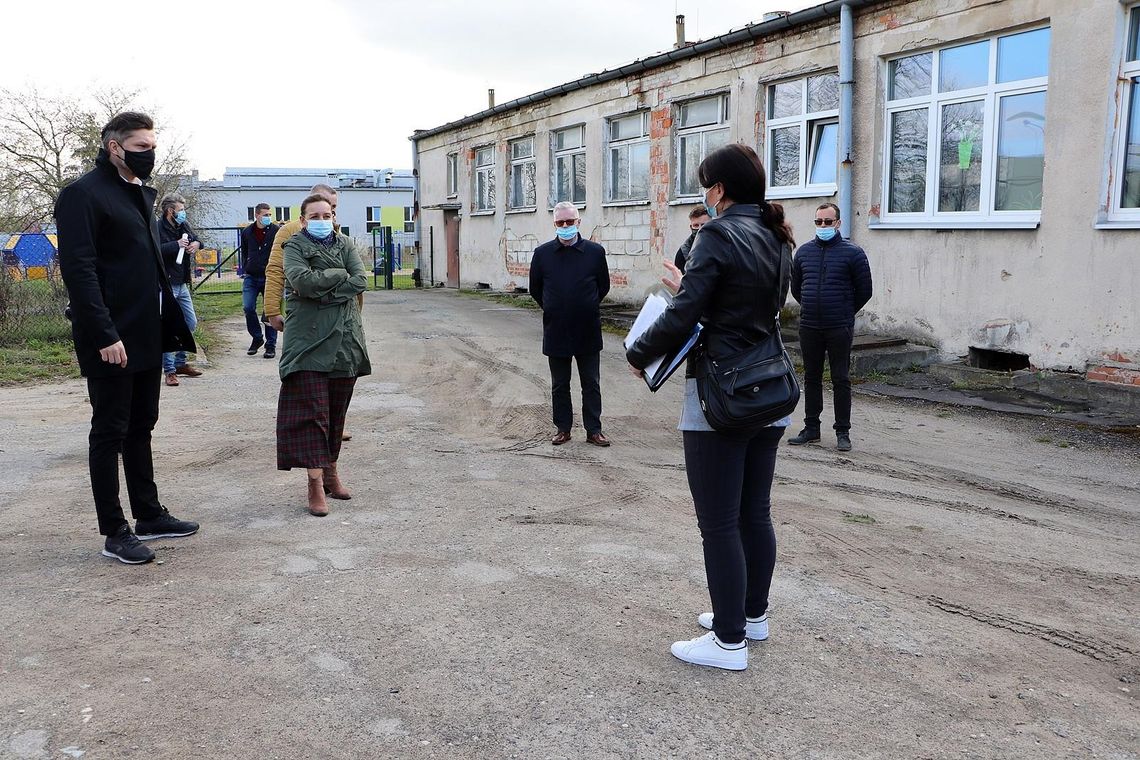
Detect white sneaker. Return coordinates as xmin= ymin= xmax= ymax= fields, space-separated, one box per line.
xmin=670 ymin=631 xmax=748 ymax=670
xmin=697 ymin=612 xmax=769 ymax=641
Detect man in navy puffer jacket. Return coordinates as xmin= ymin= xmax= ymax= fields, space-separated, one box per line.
xmin=788 ymin=203 xmax=872 ymax=451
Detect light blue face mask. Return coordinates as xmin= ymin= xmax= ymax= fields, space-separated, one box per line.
xmin=307 ymin=220 xmax=334 ymax=239
xmin=174 ymin=210 xmax=187 ymax=225
xmin=260 ymin=215 xmax=272 ymax=227
xmin=816 ymin=227 xmax=838 ymax=242
xmin=555 ymin=225 xmax=579 ymax=240
xmin=703 ymin=187 xmax=718 ymax=219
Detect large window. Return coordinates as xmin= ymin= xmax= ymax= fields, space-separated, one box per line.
xmin=366 ymin=206 xmax=384 ymax=233
xmin=508 ymin=136 xmax=537 ymax=210
xmin=676 ymin=94 xmax=730 ymax=197
xmin=881 ymin=27 xmax=1050 ymax=227
xmin=473 ymin=145 xmax=496 ymax=213
xmin=551 ymin=125 xmax=586 ymax=205
xmin=766 ymin=73 xmax=839 ymax=197
xmin=446 ymin=152 xmax=458 ymax=198
xmin=1110 ymin=6 xmax=1140 ymax=218
xmin=606 ymin=112 xmax=650 ymax=202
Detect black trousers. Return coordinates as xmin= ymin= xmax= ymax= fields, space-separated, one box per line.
xmin=548 ymin=352 xmax=602 ymax=435
xmin=683 ymin=426 xmax=784 ymax=645
xmin=800 ymin=325 xmax=853 ymax=432
xmin=86 ymin=369 xmax=165 ymax=535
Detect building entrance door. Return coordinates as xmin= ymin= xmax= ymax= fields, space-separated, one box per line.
xmin=444 ymin=211 xmax=460 ymax=288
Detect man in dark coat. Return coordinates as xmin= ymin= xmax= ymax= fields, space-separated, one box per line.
xmin=673 ymin=205 xmax=710 ymax=272
xmin=529 ymin=201 xmax=612 ymax=446
xmin=158 ymin=192 xmax=204 ymax=385
xmin=55 ymin=111 xmax=200 ymax=565
xmin=238 ymin=202 xmax=279 ymax=358
xmin=788 ymin=202 xmax=873 ymax=452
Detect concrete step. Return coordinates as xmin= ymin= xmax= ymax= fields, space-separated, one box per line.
xmin=785 ymin=338 xmax=939 ymax=377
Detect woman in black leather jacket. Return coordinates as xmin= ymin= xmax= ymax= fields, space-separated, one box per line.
xmin=626 ymin=143 xmax=794 ymax=671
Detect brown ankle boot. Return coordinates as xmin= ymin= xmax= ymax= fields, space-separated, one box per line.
xmin=322 ymin=462 xmax=351 ymax=500
xmin=307 ymin=474 xmax=329 ymax=516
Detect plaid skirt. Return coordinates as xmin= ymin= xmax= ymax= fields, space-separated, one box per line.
xmin=277 ymin=371 xmax=357 ymax=470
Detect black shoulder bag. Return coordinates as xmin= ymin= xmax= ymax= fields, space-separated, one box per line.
xmin=695 ymin=244 xmax=800 ymax=432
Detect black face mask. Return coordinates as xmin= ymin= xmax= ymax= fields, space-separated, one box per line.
xmin=117 ymin=145 xmax=156 ymax=181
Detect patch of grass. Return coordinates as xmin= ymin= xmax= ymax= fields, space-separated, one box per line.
xmin=460 ymin=289 xmax=539 ymax=310
xmin=1056 ymin=441 xmax=1071 ymax=449
xmin=936 ymin=410 xmax=953 ymax=418
xmin=1034 ymin=435 xmax=1052 ymax=443
xmin=0 ymin=339 xmax=80 ymax=385
xmin=190 ymin=293 xmax=244 ymax=355
xmin=842 ymin=512 xmax=877 ymax=525
xmin=904 ymin=525 xmax=925 ymax=532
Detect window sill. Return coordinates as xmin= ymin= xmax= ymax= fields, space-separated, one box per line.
xmin=1094 ymin=217 xmax=1140 ymax=230
xmin=547 ymin=204 xmax=587 ymax=211
xmin=602 ymin=200 xmax=651 ymax=208
xmin=506 ymin=207 xmax=537 ymax=215
xmin=470 ymin=210 xmax=496 ymax=217
xmin=868 ymin=218 xmax=1040 ymax=230
xmin=669 ymin=197 xmax=702 ymax=206
xmin=446 ymin=194 xmax=458 ymax=200
xmin=766 ymin=185 xmax=838 ymax=200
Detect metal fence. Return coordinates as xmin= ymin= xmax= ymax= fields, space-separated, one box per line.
xmin=189 ymin=226 xmax=245 ymax=296
xmin=368 ymin=226 xmax=419 ymax=290
xmin=0 ymin=259 xmax=70 ymax=346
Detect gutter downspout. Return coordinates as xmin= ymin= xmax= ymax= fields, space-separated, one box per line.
xmin=838 ymin=2 xmax=855 ymax=240
xmin=410 ymin=135 xmax=422 ymax=279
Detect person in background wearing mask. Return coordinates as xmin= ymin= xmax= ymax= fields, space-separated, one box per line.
xmin=529 ymin=201 xmax=612 ymax=447
xmin=239 ymin=202 xmax=280 ymax=358
xmin=673 ymin=205 xmax=711 ymax=272
xmin=276 ymin=194 xmax=370 ymax=517
xmin=158 ymin=193 xmax=204 ymax=386
xmin=788 ymin=202 xmax=873 ymax=452
xmin=55 ymin=111 xmax=199 ymax=565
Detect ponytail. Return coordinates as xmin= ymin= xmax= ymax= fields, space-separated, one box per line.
xmin=762 ymin=201 xmax=795 ymax=248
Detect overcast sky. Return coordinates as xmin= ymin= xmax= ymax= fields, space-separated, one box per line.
xmin=4 ymin=0 xmax=818 ymax=179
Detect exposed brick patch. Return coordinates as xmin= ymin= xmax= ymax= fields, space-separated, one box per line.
xmin=610 ymin=271 xmax=629 ymax=287
xmin=1104 ymin=351 xmax=1137 ymax=364
xmin=506 ymin=262 xmax=530 ymax=276
xmin=1087 ymin=366 xmax=1140 ymax=386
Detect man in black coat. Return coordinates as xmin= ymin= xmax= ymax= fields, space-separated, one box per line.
xmin=673 ymin=205 xmax=710 ymax=272
xmin=55 ymin=111 xmax=200 ymax=565
xmin=238 ymin=202 xmax=280 ymax=358
xmin=788 ymin=202 xmax=873 ymax=452
xmin=530 ymin=202 xmax=612 ymax=446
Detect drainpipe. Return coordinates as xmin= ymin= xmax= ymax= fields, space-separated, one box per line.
xmin=410 ymin=135 xmax=422 ymax=277
xmin=838 ymin=2 xmax=854 ymax=239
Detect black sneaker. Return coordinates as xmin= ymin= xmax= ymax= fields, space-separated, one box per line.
xmin=102 ymin=525 xmax=155 ymax=564
xmin=787 ymin=427 xmax=821 ymax=445
xmin=135 ymin=507 xmax=199 ymax=540
xmin=247 ymin=337 xmax=264 ymax=356
xmin=263 ymin=346 xmax=276 ymax=359
xmin=836 ymin=433 xmax=852 ymax=452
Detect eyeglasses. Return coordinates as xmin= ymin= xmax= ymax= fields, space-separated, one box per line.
xmin=554 ymin=219 xmax=578 ymax=227
xmin=813 ymin=218 xmax=838 ymax=227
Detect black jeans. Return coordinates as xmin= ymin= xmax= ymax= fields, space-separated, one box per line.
xmin=800 ymin=325 xmax=853 ymax=432
xmin=683 ymin=426 xmax=784 ymax=645
xmin=86 ymin=369 xmax=165 ymax=535
xmin=548 ymin=352 xmax=602 ymax=434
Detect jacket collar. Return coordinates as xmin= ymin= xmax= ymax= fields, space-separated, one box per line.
xmin=718 ymin=203 xmax=762 ymax=219
xmin=554 ymin=235 xmax=586 ymax=251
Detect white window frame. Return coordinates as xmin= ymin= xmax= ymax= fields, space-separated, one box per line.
xmin=473 ymin=144 xmax=496 ymax=214
xmin=876 ymin=27 xmax=1050 ymax=230
xmin=551 ymin=125 xmax=587 ymax=207
xmin=446 ymin=152 xmax=459 ymax=198
xmin=404 ymin=206 xmax=415 ymax=233
xmin=366 ymin=206 xmax=385 ymax=233
xmin=274 ymin=206 xmax=291 ymax=222
xmin=507 ymin=136 xmax=537 ymax=211
xmin=764 ymin=73 xmax=840 ymax=199
xmin=1106 ymin=4 xmax=1140 ymax=225
xmin=675 ymin=93 xmax=731 ymax=199
xmin=605 ymin=111 xmax=651 ymax=203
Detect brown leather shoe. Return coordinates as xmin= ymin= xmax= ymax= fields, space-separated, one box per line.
xmin=586 ymin=432 xmax=611 ymax=447
xmin=551 ymin=431 xmax=571 ymax=446
xmin=175 ymin=365 xmax=203 ymax=377
xmin=307 ymin=474 xmax=329 ymax=516
xmin=164 ymin=373 xmax=179 ymax=387
xmin=322 ymin=462 xmax=351 ymax=500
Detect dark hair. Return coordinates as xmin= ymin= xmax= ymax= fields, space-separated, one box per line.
xmin=300 ymin=193 xmax=334 ymax=216
xmin=698 ymin=143 xmax=794 ymax=247
xmin=100 ymin=111 xmax=154 ymax=149
xmin=817 ymin=202 xmax=840 ymax=221
xmin=688 ymin=206 xmax=710 ymax=220
xmin=255 ymin=202 xmax=271 ymax=213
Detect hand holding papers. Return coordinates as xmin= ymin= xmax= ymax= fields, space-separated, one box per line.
xmin=623 ymin=291 xmax=702 ymax=392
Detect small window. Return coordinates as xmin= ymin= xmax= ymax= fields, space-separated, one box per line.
xmin=606 ymin=112 xmax=650 ymax=202
xmin=446 ymin=152 xmax=459 ymax=198
xmin=1109 ymin=7 xmax=1140 ymax=218
xmin=339 ymin=226 xmax=350 ymax=236
xmin=676 ymin=94 xmax=730 ymax=197
xmin=404 ymin=206 xmax=415 ymax=233
xmin=246 ymin=206 xmax=256 ymax=222
xmin=882 ymin=27 xmax=1050 ymax=225
xmin=275 ymin=206 xmax=291 ymax=222
xmin=552 ymin=125 xmax=586 ymax=205
xmin=473 ymin=145 xmax=496 ymax=212
xmin=765 ymin=74 xmax=839 ymax=196
xmin=366 ymin=206 xmax=385 ymax=233
xmin=508 ymin=136 xmax=537 ymax=209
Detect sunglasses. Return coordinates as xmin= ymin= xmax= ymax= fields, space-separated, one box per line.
xmin=813 ymin=218 xmax=838 ymax=226
xmin=554 ymin=219 xmax=578 ymax=227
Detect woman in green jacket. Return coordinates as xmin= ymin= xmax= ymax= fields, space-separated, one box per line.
xmin=276 ymin=193 xmax=371 ymax=516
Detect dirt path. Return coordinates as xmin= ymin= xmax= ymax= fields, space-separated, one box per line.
xmin=2 ymin=290 xmax=1137 ymax=760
